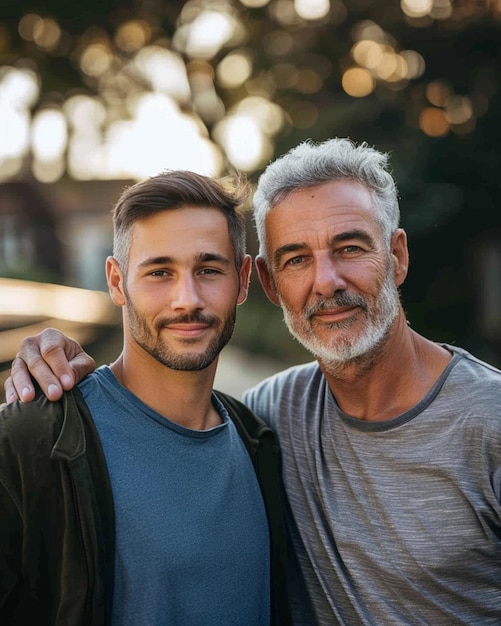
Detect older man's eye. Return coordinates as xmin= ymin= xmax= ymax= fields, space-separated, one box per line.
xmin=341 ymin=245 xmax=363 ymax=254
xmin=285 ymin=256 xmax=304 ymax=266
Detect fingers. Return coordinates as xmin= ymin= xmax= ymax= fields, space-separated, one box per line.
xmin=4 ymin=373 xmax=24 ymax=404
xmin=6 ymin=354 xmax=42 ymax=402
xmin=68 ymin=352 xmax=97 ymax=389
xmin=7 ymin=328 xmax=96 ymax=403
xmin=9 ymin=348 xmax=67 ymax=402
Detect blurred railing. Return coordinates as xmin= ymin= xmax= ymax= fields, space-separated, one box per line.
xmin=0 ymin=277 xmax=121 ymax=401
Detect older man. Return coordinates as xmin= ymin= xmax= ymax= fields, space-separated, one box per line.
xmin=6 ymin=139 xmax=501 ymax=625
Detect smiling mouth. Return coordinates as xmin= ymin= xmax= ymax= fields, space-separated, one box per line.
xmin=312 ymin=306 xmax=360 ymax=323
xmin=164 ymin=323 xmax=210 ymax=338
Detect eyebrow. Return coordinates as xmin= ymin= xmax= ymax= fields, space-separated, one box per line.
xmin=138 ymin=252 xmax=232 ymax=268
xmin=273 ymin=229 xmax=375 ymax=268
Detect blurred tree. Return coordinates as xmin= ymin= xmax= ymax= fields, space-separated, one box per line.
xmin=0 ymin=0 xmax=500 ymax=364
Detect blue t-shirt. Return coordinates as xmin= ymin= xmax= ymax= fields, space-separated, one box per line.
xmin=79 ymin=366 xmax=270 ymax=626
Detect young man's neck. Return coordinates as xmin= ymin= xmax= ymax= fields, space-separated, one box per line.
xmin=110 ymin=353 xmax=222 ymax=430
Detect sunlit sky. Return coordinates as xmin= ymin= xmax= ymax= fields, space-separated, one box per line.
xmin=0 ymin=0 xmax=485 ymax=185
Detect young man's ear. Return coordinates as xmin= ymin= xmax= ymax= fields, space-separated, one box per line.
xmin=237 ymin=255 xmax=253 ymax=305
xmin=256 ymin=256 xmax=281 ymax=306
xmin=106 ymin=257 xmax=126 ymax=306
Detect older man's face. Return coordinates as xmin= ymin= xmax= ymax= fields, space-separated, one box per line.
xmin=256 ymin=180 xmax=407 ymax=368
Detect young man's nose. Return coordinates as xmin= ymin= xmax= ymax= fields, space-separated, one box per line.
xmin=171 ymin=275 xmax=204 ymax=310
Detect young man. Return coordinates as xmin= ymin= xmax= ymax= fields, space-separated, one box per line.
xmin=0 ymin=171 xmax=290 ymax=625
xmin=6 ymin=139 xmax=501 ymax=624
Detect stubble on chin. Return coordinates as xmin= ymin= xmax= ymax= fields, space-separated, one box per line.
xmin=126 ymin=301 xmax=237 ymax=372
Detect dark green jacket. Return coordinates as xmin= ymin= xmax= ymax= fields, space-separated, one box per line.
xmin=0 ymin=388 xmax=291 ymax=625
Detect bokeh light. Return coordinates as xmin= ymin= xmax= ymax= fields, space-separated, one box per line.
xmin=115 ymin=20 xmax=151 ymax=52
xmin=0 ymin=1 xmax=496 ymax=185
xmin=31 ymin=109 xmax=67 ymax=162
xmin=294 ymin=0 xmax=331 ymax=20
xmin=419 ymin=106 xmax=450 ymax=136
xmin=401 ymin=0 xmax=433 ymax=18
xmin=217 ymin=51 xmax=253 ymax=88
xmin=342 ymin=67 xmax=375 ymax=97
xmin=239 ymin=0 xmax=271 ymax=6
xmin=174 ymin=9 xmax=241 ymax=60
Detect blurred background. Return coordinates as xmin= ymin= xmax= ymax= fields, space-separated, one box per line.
xmin=1 ymin=0 xmax=501 ymax=401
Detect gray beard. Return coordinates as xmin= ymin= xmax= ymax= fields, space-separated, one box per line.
xmin=280 ymin=266 xmax=400 ymax=372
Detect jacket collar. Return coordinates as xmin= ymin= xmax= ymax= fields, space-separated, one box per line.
xmin=50 ymin=390 xmax=87 ymax=461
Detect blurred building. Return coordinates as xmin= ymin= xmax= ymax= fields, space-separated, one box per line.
xmin=1 ymin=175 xmax=500 ymax=403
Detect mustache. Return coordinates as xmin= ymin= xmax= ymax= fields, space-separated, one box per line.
xmin=305 ymin=292 xmax=368 ymax=318
xmin=155 ymin=311 xmax=219 ymax=329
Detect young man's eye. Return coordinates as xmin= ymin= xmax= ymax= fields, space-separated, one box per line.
xmin=150 ymin=270 xmax=169 ymax=277
xmin=199 ymin=268 xmax=221 ymax=276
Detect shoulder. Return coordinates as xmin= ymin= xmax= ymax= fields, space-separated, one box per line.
xmin=441 ymin=345 xmax=501 ymax=440
xmin=0 ymin=395 xmax=68 ymax=503
xmin=214 ymin=390 xmax=271 ymax=435
xmin=445 ymin=345 xmax=501 ymax=395
xmin=445 ymin=343 xmax=500 ymax=372
xmin=0 ymin=388 xmax=93 ymax=456
xmin=0 ymin=394 xmax=66 ymax=446
xmin=245 ymin=361 xmax=321 ymax=396
xmin=243 ymin=361 xmax=323 ymax=417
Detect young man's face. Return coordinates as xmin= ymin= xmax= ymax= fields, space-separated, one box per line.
xmin=108 ymin=206 xmax=251 ymax=371
xmin=256 ymin=180 xmax=408 ymax=367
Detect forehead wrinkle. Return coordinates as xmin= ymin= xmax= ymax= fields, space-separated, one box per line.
xmin=333 ymin=229 xmax=375 ymax=247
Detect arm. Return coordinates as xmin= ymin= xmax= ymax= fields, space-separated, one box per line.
xmin=0 ymin=483 xmax=22 ymax=615
xmin=0 ymin=402 xmax=25 ymax=613
xmin=4 ymin=328 xmax=96 ymax=403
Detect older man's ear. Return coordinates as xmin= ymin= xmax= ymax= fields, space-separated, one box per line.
xmin=255 ymin=256 xmax=281 ymax=307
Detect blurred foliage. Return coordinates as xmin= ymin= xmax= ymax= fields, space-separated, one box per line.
xmin=1 ymin=0 xmax=501 ymax=365
xmin=2 ymin=0 xmax=501 ymax=175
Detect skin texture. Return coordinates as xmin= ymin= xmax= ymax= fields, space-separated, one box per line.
xmin=256 ymin=181 xmax=405 ymax=369
xmin=256 ymin=180 xmax=451 ymax=421
xmin=5 ymin=180 xmax=450 ymax=423
xmin=6 ymin=331 xmax=95 ymax=402
xmin=5 ymin=206 xmax=252 ymax=431
xmin=106 ymin=207 xmax=251 ymax=428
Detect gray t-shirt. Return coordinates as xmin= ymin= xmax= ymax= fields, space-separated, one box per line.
xmin=243 ymin=345 xmax=501 ymax=625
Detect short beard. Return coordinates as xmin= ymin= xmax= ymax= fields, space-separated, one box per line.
xmin=125 ymin=300 xmax=236 ymax=371
xmin=280 ymin=263 xmax=400 ymax=373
